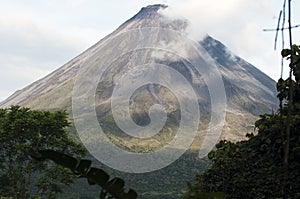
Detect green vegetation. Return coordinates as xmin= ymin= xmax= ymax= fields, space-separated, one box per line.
xmin=56 ymin=151 xmax=210 ymax=199
xmin=183 ymin=45 xmax=300 ymax=198
xmin=0 ymin=105 xmax=208 ymax=199
xmin=98 ymin=109 xmax=180 ymax=153
xmin=0 ymin=106 xmax=86 ymax=198
xmin=30 ymin=150 xmax=137 ymax=199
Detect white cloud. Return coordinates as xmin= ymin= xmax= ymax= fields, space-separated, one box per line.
xmin=160 ymin=0 xmax=300 ymax=80
xmin=0 ymin=58 xmax=53 ymax=101
xmin=1 ymin=0 xmax=300 ymax=101
xmin=0 ymin=1 xmax=111 ymax=101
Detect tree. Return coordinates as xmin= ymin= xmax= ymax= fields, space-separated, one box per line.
xmin=183 ymin=45 xmax=300 ymax=198
xmin=0 ymin=106 xmax=87 ymax=198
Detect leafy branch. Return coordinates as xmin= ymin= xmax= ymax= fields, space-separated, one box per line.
xmin=29 ymin=150 xmax=137 ymax=199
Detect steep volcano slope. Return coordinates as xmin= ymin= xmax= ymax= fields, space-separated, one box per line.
xmin=201 ymin=36 xmax=277 ymax=115
xmin=0 ymin=4 xmax=279 ymax=198
xmin=0 ymin=4 xmax=278 ymax=144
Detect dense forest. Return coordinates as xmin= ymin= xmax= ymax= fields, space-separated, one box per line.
xmin=183 ymin=44 xmax=300 ymax=198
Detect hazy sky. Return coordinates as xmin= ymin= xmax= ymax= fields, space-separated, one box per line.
xmin=1 ymin=0 xmax=300 ymax=101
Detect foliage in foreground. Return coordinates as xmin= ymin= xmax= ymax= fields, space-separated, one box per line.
xmin=30 ymin=150 xmax=138 ymax=199
xmin=183 ymin=46 xmax=300 ymax=198
xmin=0 ymin=106 xmax=86 ymax=198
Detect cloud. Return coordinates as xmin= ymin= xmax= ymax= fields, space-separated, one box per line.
xmin=1 ymin=0 xmax=300 ymax=101
xmin=0 ymin=1 xmax=110 ymax=101
xmin=161 ymin=0 xmax=254 ymax=39
xmin=159 ymin=0 xmax=297 ymax=80
xmin=0 ymin=56 xmax=52 ymax=101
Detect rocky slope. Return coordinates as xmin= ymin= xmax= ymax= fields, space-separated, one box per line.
xmin=0 ymin=4 xmax=278 ymax=143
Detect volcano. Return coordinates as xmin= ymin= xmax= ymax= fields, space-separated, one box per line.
xmin=0 ymin=4 xmax=277 ymax=142
xmin=0 ymin=4 xmax=278 ymax=197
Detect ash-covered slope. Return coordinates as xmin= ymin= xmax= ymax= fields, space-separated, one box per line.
xmin=201 ymin=36 xmax=277 ymax=115
xmin=0 ymin=4 xmax=185 ymax=110
xmin=0 ymin=4 xmax=278 ymax=142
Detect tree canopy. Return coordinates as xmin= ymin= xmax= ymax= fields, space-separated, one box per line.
xmin=0 ymin=106 xmax=86 ymax=198
xmin=183 ymin=45 xmax=300 ymax=198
